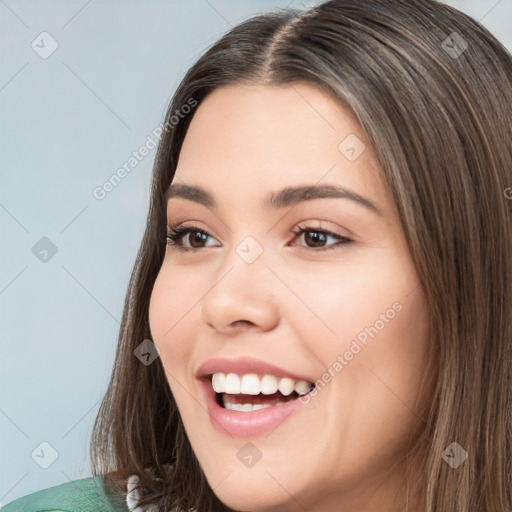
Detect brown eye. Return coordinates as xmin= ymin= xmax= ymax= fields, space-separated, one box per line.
xmin=291 ymin=226 xmax=353 ymax=252
xmin=166 ymin=225 xmax=219 ymax=252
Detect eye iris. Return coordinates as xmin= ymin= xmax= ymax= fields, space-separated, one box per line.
xmin=189 ymin=231 xmax=208 ymax=248
xmin=305 ymin=230 xmax=327 ymax=247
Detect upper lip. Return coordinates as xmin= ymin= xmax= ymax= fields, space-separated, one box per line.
xmin=196 ymin=356 xmax=314 ymax=383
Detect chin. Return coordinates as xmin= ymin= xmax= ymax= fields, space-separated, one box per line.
xmin=197 ymin=461 xmax=301 ymax=512
xmin=211 ymin=481 xmax=292 ymax=512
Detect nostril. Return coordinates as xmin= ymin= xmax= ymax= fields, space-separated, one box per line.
xmin=232 ymin=320 xmax=254 ymax=328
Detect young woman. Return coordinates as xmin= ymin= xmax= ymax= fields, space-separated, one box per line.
xmin=4 ymin=0 xmax=511 ymax=511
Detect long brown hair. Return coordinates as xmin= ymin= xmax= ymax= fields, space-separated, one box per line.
xmin=90 ymin=1 xmax=512 ymax=510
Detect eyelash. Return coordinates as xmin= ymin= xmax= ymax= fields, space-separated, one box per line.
xmin=165 ymin=223 xmax=353 ymax=253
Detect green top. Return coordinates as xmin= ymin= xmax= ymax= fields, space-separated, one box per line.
xmin=1 ymin=475 xmax=130 ymax=512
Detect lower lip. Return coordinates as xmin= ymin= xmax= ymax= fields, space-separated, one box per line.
xmin=199 ymin=378 xmax=308 ymax=438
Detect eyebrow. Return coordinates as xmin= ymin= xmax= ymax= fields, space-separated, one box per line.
xmin=166 ymin=183 xmax=382 ymax=216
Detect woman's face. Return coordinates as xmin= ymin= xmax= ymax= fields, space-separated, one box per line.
xmin=149 ymin=83 xmax=432 ymax=512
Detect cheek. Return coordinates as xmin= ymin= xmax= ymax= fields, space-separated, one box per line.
xmin=148 ymin=269 xmax=196 ymax=370
xmin=281 ymin=250 xmax=411 ymax=352
xmin=148 ymin=269 xmax=204 ymax=422
xmin=284 ymin=248 xmax=430 ymax=400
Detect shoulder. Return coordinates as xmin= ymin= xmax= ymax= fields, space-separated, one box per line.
xmin=1 ymin=475 xmax=129 ymax=512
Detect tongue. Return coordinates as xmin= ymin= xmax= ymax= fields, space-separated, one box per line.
xmin=223 ymin=391 xmax=298 ymax=406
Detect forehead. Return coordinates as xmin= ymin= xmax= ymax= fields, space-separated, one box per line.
xmin=173 ymin=83 xmax=392 ymax=216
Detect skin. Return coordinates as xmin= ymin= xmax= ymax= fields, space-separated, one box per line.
xmin=148 ymin=83 xmax=432 ymax=512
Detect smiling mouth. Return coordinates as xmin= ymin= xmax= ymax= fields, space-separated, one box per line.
xmin=216 ymin=390 xmax=302 ymax=411
xmin=210 ymin=372 xmax=315 ymax=412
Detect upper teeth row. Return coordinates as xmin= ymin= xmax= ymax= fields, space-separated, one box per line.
xmin=211 ymin=372 xmax=313 ymax=396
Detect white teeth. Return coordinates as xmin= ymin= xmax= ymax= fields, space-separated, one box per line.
xmin=211 ymin=372 xmax=226 ymax=393
xmin=210 ymin=372 xmax=313 ymax=396
xmin=260 ymin=374 xmax=278 ymax=394
xmin=240 ymin=374 xmax=261 ymax=395
xmin=224 ymin=373 xmax=241 ymax=394
xmin=278 ymin=377 xmax=295 ymax=396
xmin=222 ymin=395 xmax=288 ymax=411
xmin=294 ymin=380 xmax=312 ymax=395
xmin=223 ymin=401 xmax=273 ymax=411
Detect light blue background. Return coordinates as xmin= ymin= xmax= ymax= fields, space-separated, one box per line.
xmin=1 ymin=0 xmax=510 ymax=505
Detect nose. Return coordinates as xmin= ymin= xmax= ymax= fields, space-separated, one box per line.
xmin=199 ymin=243 xmax=280 ymax=335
